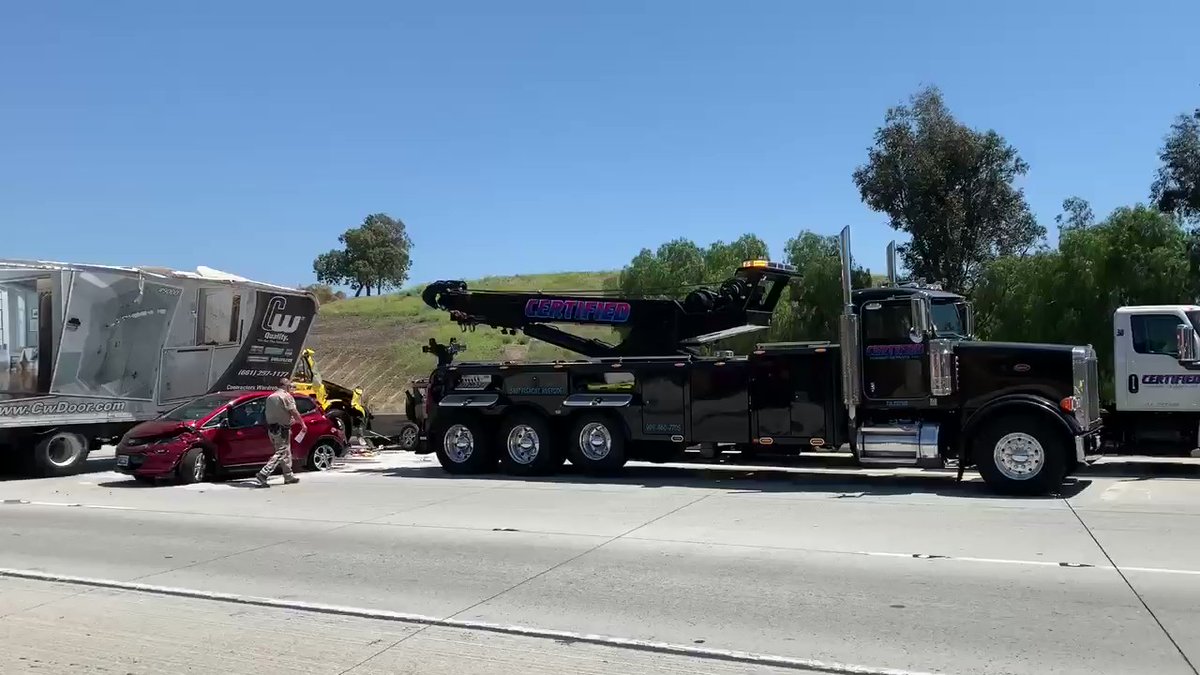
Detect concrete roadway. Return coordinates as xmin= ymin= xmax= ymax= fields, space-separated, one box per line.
xmin=1 ymin=450 xmax=1199 ymax=675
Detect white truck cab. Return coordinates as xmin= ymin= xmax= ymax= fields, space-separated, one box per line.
xmin=1108 ymin=305 xmax=1200 ymax=454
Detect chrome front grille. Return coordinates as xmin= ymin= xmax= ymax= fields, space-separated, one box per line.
xmin=1072 ymin=345 xmax=1101 ymax=428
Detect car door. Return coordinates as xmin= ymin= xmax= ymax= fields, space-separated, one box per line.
xmin=223 ymin=397 xmax=271 ymax=466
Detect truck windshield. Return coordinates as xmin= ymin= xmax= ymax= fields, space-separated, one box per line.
xmin=931 ymin=301 xmax=967 ymax=338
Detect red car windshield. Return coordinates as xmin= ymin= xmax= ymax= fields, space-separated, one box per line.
xmin=161 ymin=393 xmax=237 ymax=421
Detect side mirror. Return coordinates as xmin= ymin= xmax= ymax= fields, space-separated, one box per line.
xmin=1178 ymin=324 xmax=1198 ymax=363
xmin=218 ymin=417 xmax=230 ymax=429
xmin=909 ymin=296 xmax=931 ymax=343
xmin=963 ymin=303 xmax=975 ymax=339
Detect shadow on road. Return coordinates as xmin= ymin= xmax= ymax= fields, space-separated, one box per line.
xmin=0 ymin=455 xmax=117 ymax=482
xmin=353 ymin=461 xmax=1093 ymax=500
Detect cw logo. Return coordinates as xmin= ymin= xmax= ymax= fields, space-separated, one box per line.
xmin=261 ymin=295 xmax=305 ymax=334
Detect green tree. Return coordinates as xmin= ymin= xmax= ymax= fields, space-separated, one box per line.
xmin=616 ymin=234 xmax=769 ymax=299
xmin=853 ymin=85 xmax=1044 ymax=294
xmin=301 ymin=283 xmax=345 ymax=304
xmin=1151 ymin=109 xmax=1200 ymax=222
xmin=974 ymin=204 xmax=1196 ymax=402
xmin=313 ymin=213 xmax=414 ymax=296
xmin=614 ymin=231 xmax=872 ymax=350
xmin=768 ymin=231 xmax=872 ymax=342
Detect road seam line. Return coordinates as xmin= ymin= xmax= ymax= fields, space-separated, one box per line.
xmin=0 ymin=567 xmax=940 ymax=675
xmin=1065 ymin=500 xmax=1198 ymax=675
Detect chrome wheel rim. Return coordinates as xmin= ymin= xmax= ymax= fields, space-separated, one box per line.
xmin=192 ymin=453 xmax=205 ymax=481
xmin=399 ymin=425 xmax=418 ymax=449
xmin=579 ymin=422 xmax=612 ymax=461
xmin=994 ymin=432 xmax=1045 ymax=480
xmin=313 ymin=444 xmax=335 ymax=470
xmin=443 ymin=424 xmax=474 ymax=463
xmin=46 ymin=434 xmax=84 ymax=468
xmin=506 ymin=424 xmax=540 ymax=465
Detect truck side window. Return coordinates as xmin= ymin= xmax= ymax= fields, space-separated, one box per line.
xmin=294 ymin=358 xmax=312 ymax=383
xmin=1130 ymin=314 xmax=1182 ymax=356
xmin=862 ymin=303 xmax=912 ymax=343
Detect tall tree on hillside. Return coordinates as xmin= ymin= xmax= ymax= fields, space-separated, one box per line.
xmin=852 ymin=85 xmax=1044 ymax=294
xmin=313 ymin=213 xmax=414 ymax=296
xmin=1151 ymin=108 xmax=1200 ymax=222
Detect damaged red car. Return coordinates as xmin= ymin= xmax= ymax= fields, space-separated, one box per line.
xmin=114 ymin=390 xmax=346 ymax=484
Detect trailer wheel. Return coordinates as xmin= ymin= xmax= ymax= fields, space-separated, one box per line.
xmin=433 ymin=416 xmax=494 ymax=474
xmin=30 ymin=431 xmax=90 ymax=477
xmin=567 ymin=414 xmax=627 ymax=475
xmin=498 ymin=413 xmax=558 ymax=475
xmin=973 ymin=414 xmax=1067 ymax=496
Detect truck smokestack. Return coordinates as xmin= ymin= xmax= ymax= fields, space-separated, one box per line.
xmin=839 ymin=226 xmax=852 ymax=311
xmin=886 ymin=241 xmax=897 ymax=286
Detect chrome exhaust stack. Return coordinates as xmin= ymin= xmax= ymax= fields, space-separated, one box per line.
xmin=886 ymin=241 xmax=897 ymax=286
xmin=837 ymin=226 xmax=861 ymax=420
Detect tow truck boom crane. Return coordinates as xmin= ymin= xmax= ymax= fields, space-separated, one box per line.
xmin=420 ymin=260 xmax=799 ymax=358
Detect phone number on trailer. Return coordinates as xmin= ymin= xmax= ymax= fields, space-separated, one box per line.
xmin=236 ymin=368 xmax=292 ymax=378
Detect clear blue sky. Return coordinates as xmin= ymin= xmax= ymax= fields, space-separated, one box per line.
xmin=2 ymin=0 xmax=1197 ymax=290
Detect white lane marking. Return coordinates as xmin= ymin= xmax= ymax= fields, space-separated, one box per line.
xmin=0 ymin=566 xmax=938 ymax=675
xmin=1122 ymin=565 xmax=1200 ymax=577
xmin=855 ymin=550 xmax=1098 ymax=569
xmin=6 ymin=500 xmax=1200 ymax=578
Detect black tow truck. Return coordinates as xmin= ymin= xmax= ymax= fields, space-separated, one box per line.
xmin=415 ymin=226 xmax=1104 ymax=495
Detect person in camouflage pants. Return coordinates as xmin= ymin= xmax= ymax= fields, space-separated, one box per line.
xmin=256 ymin=377 xmax=307 ymax=487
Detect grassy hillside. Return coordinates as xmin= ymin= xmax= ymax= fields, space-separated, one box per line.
xmin=306 ymin=271 xmax=619 ymax=412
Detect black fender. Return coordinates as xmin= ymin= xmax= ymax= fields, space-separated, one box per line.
xmin=959 ymin=394 xmax=1078 ymax=466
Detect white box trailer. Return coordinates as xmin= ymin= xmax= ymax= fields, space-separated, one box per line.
xmin=0 ymin=259 xmax=318 ymax=476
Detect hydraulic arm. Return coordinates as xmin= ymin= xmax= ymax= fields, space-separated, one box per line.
xmin=421 ymin=261 xmax=800 ymax=358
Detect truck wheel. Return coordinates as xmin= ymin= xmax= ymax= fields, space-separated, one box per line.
xmin=433 ymin=416 xmax=494 ymax=474
xmin=31 ymin=431 xmax=90 ymax=477
xmin=498 ymin=413 xmax=558 ymax=475
xmin=973 ymin=415 xmax=1067 ymax=496
xmin=567 ymin=414 xmax=627 ymax=475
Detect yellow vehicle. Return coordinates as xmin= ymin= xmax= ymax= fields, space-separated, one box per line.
xmin=292 ymin=348 xmax=372 ymax=439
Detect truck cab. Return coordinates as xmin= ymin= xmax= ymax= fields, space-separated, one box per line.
xmin=1105 ymin=305 xmax=1200 ymax=454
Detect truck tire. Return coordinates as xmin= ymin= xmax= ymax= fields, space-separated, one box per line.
xmin=973 ymin=414 xmax=1067 ymax=496
xmin=567 ymin=414 xmax=627 ymax=475
xmin=433 ymin=416 xmax=495 ymax=474
xmin=31 ymin=431 xmax=90 ymax=477
xmin=498 ymin=413 xmax=558 ymax=475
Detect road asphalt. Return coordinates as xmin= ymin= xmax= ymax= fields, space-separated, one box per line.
xmin=1 ymin=449 xmax=1199 ymax=675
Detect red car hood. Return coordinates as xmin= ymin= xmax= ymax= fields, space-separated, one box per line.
xmin=127 ymin=420 xmax=195 ymax=440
